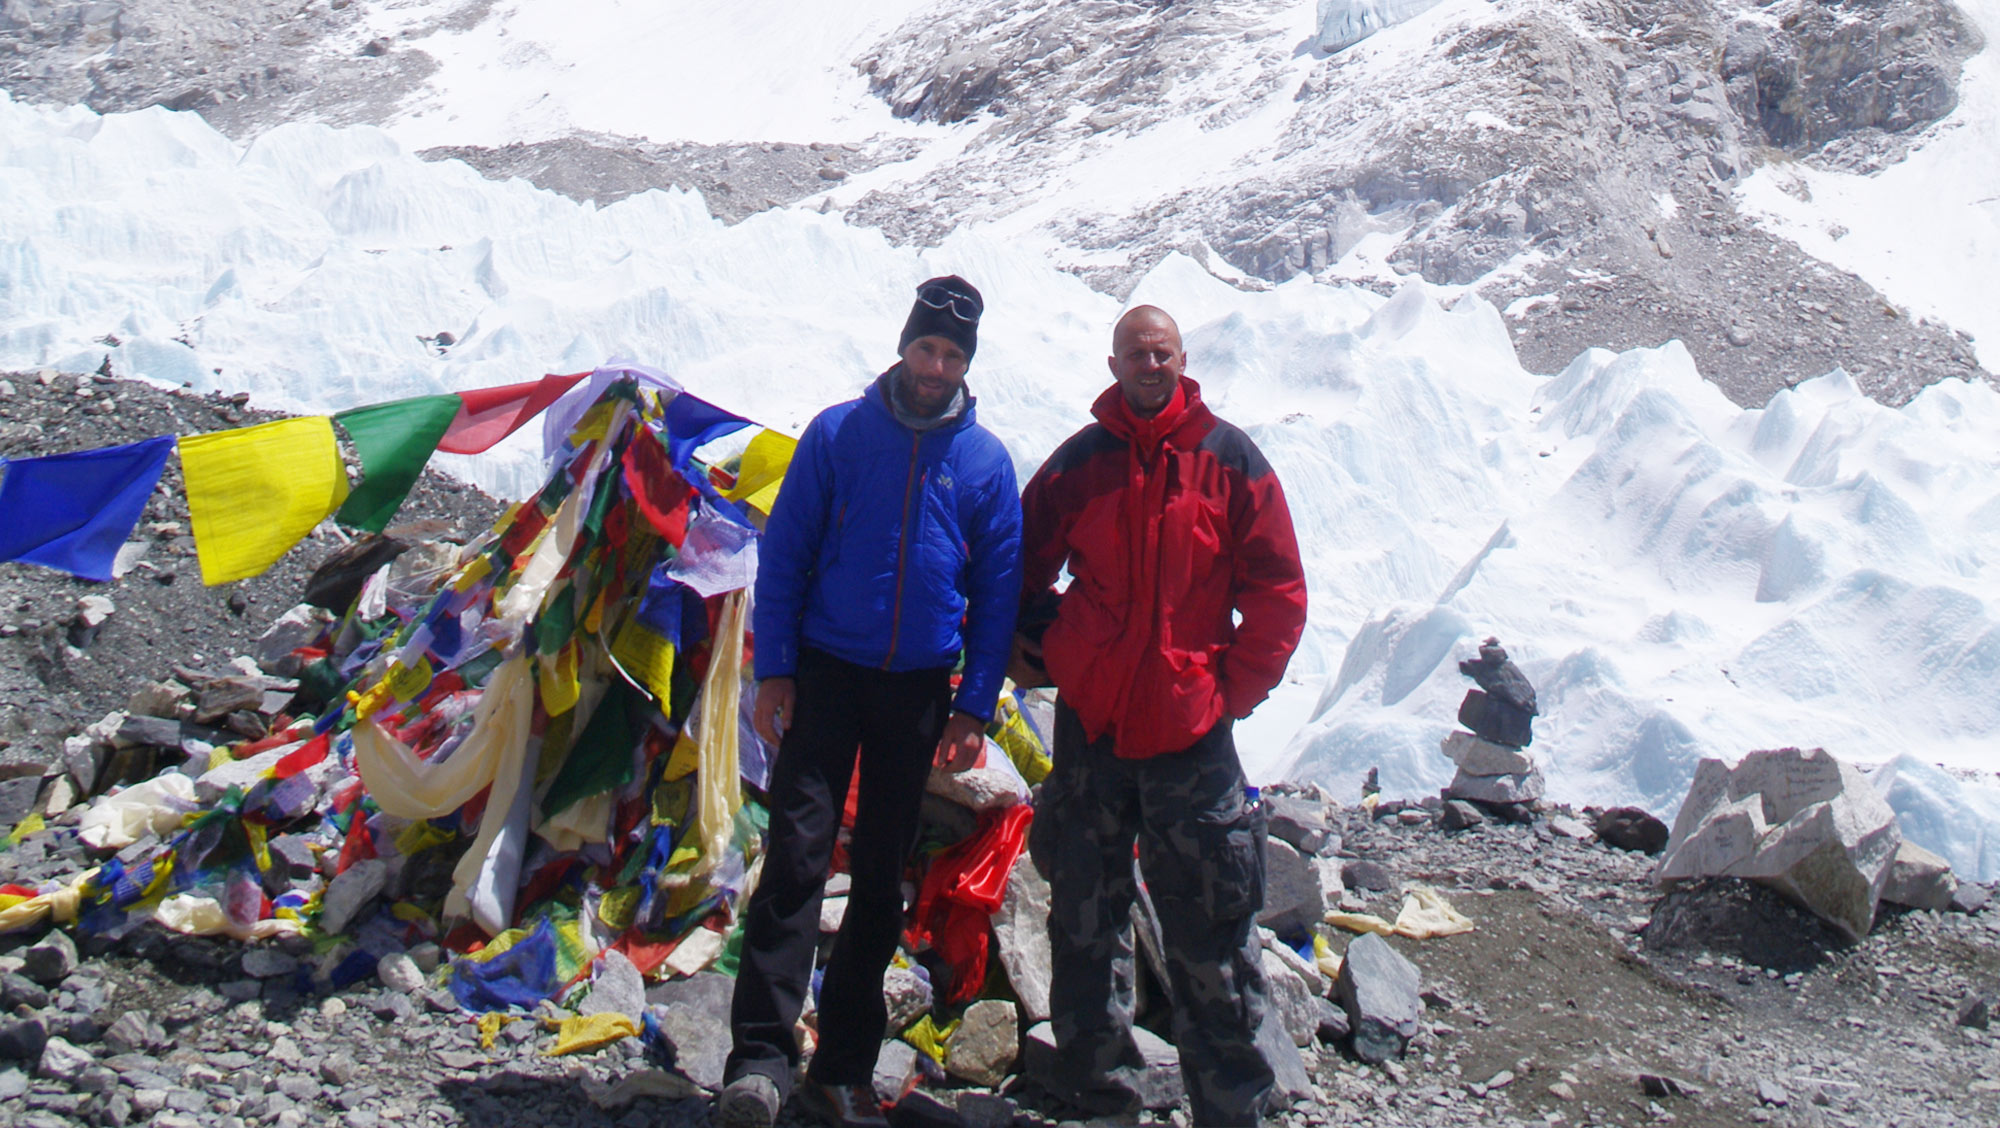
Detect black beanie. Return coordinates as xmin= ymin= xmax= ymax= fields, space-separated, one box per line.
xmin=898 ymin=275 xmax=983 ymax=361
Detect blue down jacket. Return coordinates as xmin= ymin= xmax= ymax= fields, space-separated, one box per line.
xmin=753 ymin=369 xmax=1022 ymax=721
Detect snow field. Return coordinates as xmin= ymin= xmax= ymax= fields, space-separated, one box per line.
xmin=3 ymin=94 xmax=1999 ymax=878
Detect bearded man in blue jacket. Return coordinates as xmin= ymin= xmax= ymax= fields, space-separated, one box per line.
xmin=718 ymin=276 xmax=1023 ymax=1128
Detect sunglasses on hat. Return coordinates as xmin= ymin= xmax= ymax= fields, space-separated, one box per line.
xmin=915 ymin=279 xmax=983 ymax=323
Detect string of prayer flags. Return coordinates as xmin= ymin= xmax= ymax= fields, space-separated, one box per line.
xmin=660 ymin=394 xmax=753 ymax=474
xmin=332 ymin=395 xmax=463 ymax=533
xmin=0 ymin=435 xmax=175 ymax=581
xmin=437 ymin=372 xmax=589 ymax=455
xmin=180 ymin=417 xmax=351 ymax=586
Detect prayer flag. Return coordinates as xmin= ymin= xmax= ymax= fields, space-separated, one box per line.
xmin=660 ymin=394 xmax=752 ymax=472
xmin=722 ymin=428 xmax=797 ymax=514
xmin=437 ymin=373 xmax=589 ymax=455
xmin=180 ymin=417 xmax=351 ymax=586
xmin=0 ymin=435 xmax=175 ymax=581
xmin=333 ymin=395 xmax=462 ymax=532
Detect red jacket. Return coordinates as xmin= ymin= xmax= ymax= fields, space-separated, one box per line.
xmin=1020 ymin=377 xmax=1307 ymax=757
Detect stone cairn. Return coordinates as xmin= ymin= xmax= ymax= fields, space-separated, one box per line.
xmin=1440 ymin=638 xmax=1542 ymax=813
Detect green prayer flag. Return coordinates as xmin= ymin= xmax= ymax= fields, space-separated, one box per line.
xmin=541 ymin=678 xmax=641 ymax=819
xmin=333 ymin=395 xmax=463 ymax=533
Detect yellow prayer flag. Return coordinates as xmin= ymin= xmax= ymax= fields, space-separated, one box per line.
xmin=546 ymin=1013 xmax=638 ymax=1056
xmin=610 ymin=615 xmax=676 ymax=703
xmin=538 ymin=640 xmax=581 ymax=716
xmin=723 ymin=429 xmax=796 ymax=512
xmin=181 ymin=417 xmax=351 ymax=585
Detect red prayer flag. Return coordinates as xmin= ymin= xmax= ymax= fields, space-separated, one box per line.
xmin=436 ymin=372 xmax=590 ymax=455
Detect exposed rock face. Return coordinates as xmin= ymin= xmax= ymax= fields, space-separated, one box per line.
xmin=1335 ymin=932 xmax=1421 ymax=1063
xmin=1657 ymin=747 xmax=1901 ymax=941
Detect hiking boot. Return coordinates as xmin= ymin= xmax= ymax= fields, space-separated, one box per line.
xmin=715 ymin=1073 xmax=782 ymax=1128
xmin=799 ymin=1080 xmax=889 ymax=1128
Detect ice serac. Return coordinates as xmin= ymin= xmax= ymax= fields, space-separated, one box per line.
xmin=1314 ymin=0 xmax=1449 ymax=54
xmin=1657 ymin=748 xmax=1901 ymax=941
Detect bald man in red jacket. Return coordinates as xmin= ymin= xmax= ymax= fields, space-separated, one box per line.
xmin=1015 ymin=305 xmax=1308 ymax=1126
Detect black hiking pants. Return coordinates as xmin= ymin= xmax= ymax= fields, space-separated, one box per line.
xmin=725 ymin=646 xmax=952 ymax=1096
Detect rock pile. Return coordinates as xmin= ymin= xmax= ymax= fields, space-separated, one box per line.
xmin=1439 ymin=638 xmax=1543 ymax=810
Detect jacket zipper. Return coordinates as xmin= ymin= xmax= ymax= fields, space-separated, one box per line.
xmin=883 ymin=430 xmax=922 ymax=668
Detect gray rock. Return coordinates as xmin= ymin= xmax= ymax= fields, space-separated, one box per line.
xmin=1445 ymin=767 xmax=1546 ymax=805
xmin=872 ymin=1038 xmax=920 ymax=1105
xmin=1335 ymin=933 xmax=1421 ymax=1063
xmin=369 ymin=990 xmax=417 ymax=1022
xmin=102 ymin=1011 xmax=166 ymax=1055
xmin=1314 ymin=996 xmax=1351 ymax=1043
xmin=944 ymin=999 xmax=1017 ymax=1087
xmin=0 ymin=773 xmax=42 ymax=827
xmin=819 ymin=895 xmax=848 ymax=932
xmin=1 ymin=971 xmax=50 ymax=1010
xmin=0 ymin=1066 xmax=25 ymax=1099
xmin=1757 ymin=1078 xmax=1790 ymax=1106
xmin=1264 ymin=793 xmax=1332 ymax=855
xmin=217 ymin=979 xmax=262 ymax=1003
xmin=989 ymin=858 xmax=1052 ymax=1021
xmin=376 ymin=952 xmax=425 ymax=995
xmin=1952 ymin=882 xmax=1992 ymax=914
xmin=1880 ymin=839 xmax=1957 ymax=911
xmin=317 ymin=859 xmax=388 ymax=936
xmin=242 ymin=948 xmax=300 ymax=979
xmin=1658 ymin=749 xmax=1900 ymax=942
xmin=37 ymin=1036 xmax=94 ymax=1083
xmin=1956 ymin=995 xmax=1992 ymax=1030
xmin=1594 ymin=806 xmax=1670 ymax=853
xmin=1440 ymin=800 xmax=1485 ymax=831
xmin=1342 ymin=860 xmax=1399 ymax=895
xmin=1440 ymin=730 xmax=1534 ymax=775
xmin=645 ymin=971 xmax=734 ymax=1015
xmin=1640 ymin=1073 xmax=1701 ymax=1098
xmin=267 ymin=835 xmax=319 ymax=880
xmin=1259 ymin=946 xmax=1318 ymax=1048
xmin=1254 ymin=994 xmax=1314 ymax=1104
xmin=22 ymin=929 xmax=78 ymax=985
xmin=881 ymin=965 xmax=932 ymax=1035
xmin=888 ymin=1090 xmax=962 ymax=1128
xmin=0 ymin=1016 xmax=50 ymax=1061
xmin=1023 ymin=1021 xmax=1183 ymax=1111
xmin=580 ymin=950 xmax=646 ymax=1023
xmin=1258 ymin=836 xmax=1327 ymax=939
xmin=649 ymin=1003 xmax=729 ymax=1091
xmin=320 ymin=1053 xmax=357 ymax=1085
xmin=956 ymin=1093 xmax=1016 ymax=1128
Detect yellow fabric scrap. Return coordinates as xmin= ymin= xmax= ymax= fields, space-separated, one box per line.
xmin=394 ymin=819 xmax=457 ymax=857
xmin=1314 ymin=933 xmax=1343 ymax=980
xmin=246 ymin=821 xmax=272 ymax=874
xmin=553 ymin=917 xmax=594 ymax=983
xmin=610 ymin=615 xmax=676 ymax=704
xmin=207 ymin=745 xmax=233 ymax=773
xmin=723 ymin=429 xmax=797 ymax=514
xmin=6 ymin=811 xmax=46 ymax=848
xmin=477 ymin=1012 xmax=518 ymax=1049
xmin=0 ymin=868 xmax=97 ymax=934
xmin=546 ymin=1013 xmax=639 ymax=1055
xmin=382 ymin=657 xmax=435 ymax=704
xmin=538 ymin=640 xmax=581 ymax=717
xmin=1325 ymin=910 xmax=1398 ymax=936
xmin=597 ymin=887 xmax=639 ymax=931
xmin=181 ymin=416 xmax=351 ymax=586
xmin=1391 ymin=885 xmax=1475 ymax=939
xmin=466 ymin=927 xmax=528 ymax=963
xmin=900 ymin=1015 xmax=960 ymax=1065
xmin=453 ymin=551 xmax=494 ymax=593
xmin=990 ymin=690 xmax=1051 ymax=785
xmin=663 ymin=729 xmax=700 ymax=783
xmin=690 ymin=590 xmax=746 ymax=877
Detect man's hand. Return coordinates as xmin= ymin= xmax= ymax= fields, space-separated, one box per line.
xmin=934 ymin=710 xmax=986 ymax=773
xmin=1006 ymin=633 xmax=1048 ymax=689
xmin=753 ymin=677 xmax=796 ymax=746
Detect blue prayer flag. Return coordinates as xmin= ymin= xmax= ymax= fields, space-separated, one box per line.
xmin=0 ymin=435 xmax=175 ymax=581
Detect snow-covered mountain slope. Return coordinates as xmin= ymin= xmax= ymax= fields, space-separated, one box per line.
xmin=5 ymin=92 xmax=2000 ymax=878
xmin=4 ymin=2 xmax=2000 ymax=877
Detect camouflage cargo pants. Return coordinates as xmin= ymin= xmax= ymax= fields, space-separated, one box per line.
xmin=1030 ymin=700 xmax=1274 ymax=1126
